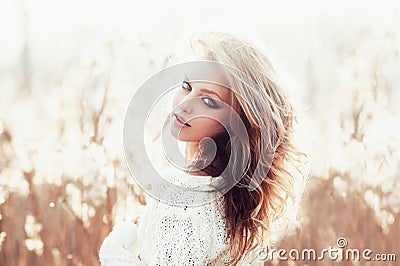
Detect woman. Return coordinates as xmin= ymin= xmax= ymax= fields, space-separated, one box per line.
xmin=100 ymin=31 xmax=306 ymax=265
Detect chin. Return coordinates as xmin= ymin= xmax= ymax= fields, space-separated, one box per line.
xmin=169 ymin=126 xmax=189 ymax=141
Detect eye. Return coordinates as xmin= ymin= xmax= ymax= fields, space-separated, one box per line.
xmin=202 ymin=97 xmax=219 ymax=109
xmin=182 ymin=80 xmax=219 ymax=109
xmin=182 ymin=80 xmax=192 ymax=91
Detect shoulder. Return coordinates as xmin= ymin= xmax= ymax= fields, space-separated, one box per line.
xmin=138 ymin=191 xmax=229 ymax=264
xmin=149 ymin=200 xmax=229 ymax=264
xmin=145 ymin=191 xmax=228 ymax=243
xmin=154 ymin=192 xmax=225 ymax=227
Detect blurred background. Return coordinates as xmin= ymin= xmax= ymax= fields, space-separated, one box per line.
xmin=0 ymin=0 xmax=399 ymax=265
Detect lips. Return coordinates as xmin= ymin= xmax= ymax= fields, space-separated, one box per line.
xmin=174 ymin=113 xmax=191 ymax=127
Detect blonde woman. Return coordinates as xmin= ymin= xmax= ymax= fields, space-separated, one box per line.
xmin=99 ymin=32 xmax=306 ymax=265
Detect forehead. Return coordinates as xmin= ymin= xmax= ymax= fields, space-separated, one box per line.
xmin=182 ymin=61 xmax=235 ymax=105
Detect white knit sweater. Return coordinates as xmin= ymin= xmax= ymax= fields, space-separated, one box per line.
xmin=99 ymin=168 xmax=263 ymax=265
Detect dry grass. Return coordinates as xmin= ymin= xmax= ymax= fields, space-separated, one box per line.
xmin=0 ymin=28 xmax=399 ymax=266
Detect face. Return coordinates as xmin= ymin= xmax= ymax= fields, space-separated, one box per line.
xmin=170 ymin=80 xmax=232 ymax=143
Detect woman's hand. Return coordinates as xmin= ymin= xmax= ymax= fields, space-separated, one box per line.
xmin=132 ymin=215 xmax=140 ymax=225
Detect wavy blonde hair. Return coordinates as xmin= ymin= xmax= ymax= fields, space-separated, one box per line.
xmin=186 ymin=32 xmax=307 ymax=265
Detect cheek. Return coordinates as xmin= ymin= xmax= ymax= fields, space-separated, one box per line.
xmin=203 ymin=110 xmax=230 ymax=127
xmin=172 ymin=93 xmax=180 ymax=108
xmin=172 ymin=88 xmax=188 ymax=107
xmin=194 ymin=116 xmax=227 ymax=133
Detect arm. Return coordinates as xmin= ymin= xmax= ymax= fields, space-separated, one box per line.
xmin=99 ymin=221 xmax=146 ymax=266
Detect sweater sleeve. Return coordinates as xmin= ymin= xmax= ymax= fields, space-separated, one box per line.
xmin=99 ymin=221 xmax=146 ymax=266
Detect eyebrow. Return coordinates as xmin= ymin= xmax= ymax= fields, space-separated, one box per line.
xmin=184 ymin=75 xmax=223 ymax=100
xmin=199 ymin=88 xmax=223 ymax=100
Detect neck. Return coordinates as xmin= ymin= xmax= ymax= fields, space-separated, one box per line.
xmin=185 ymin=142 xmax=200 ymax=160
xmin=184 ymin=142 xmax=208 ymax=176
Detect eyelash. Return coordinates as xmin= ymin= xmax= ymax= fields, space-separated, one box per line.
xmin=182 ymin=81 xmax=219 ymax=109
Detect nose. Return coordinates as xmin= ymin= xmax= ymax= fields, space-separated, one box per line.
xmin=177 ymin=94 xmax=195 ymax=114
